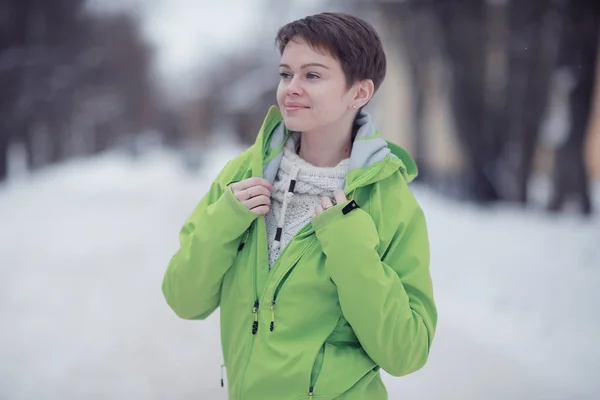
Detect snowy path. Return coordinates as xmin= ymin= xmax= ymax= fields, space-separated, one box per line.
xmin=1 ymin=149 xmax=598 ymax=399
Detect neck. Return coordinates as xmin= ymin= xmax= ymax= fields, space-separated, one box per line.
xmin=297 ymin=115 xmax=355 ymax=167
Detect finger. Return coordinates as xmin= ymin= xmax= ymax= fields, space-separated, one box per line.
xmin=235 ymin=177 xmax=274 ymax=192
xmin=233 ymin=186 xmax=253 ymax=202
xmin=234 ymin=185 xmax=271 ymax=202
xmin=314 ymin=204 xmax=324 ymax=216
xmin=231 ymin=178 xmax=252 ymax=192
xmin=243 ymin=195 xmax=271 ymax=210
xmin=333 ymin=189 xmax=347 ymax=204
xmin=251 ymin=178 xmax=274 ymax=192
xmin=320 ymin=197 xmax=334 ymax=210
xmin=250 ymin=205 xmax=270 ymax=215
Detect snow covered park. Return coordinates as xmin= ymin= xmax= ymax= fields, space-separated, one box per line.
xmin=1 ymin=145 xmax=598 ymax=399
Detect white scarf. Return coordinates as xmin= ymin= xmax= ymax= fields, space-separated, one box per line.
xmin=265 ymin=133 xmax=349 ymax=269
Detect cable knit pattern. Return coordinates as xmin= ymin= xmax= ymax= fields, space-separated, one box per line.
xmin=265 ymin=133 xmax=349 ymax=269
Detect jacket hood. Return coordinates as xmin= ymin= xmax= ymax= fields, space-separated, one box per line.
xmin=253 ymin=106 xmax=418 ymax=190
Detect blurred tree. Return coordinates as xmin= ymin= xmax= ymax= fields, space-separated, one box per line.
xmin=0 ymin=0 xmax=18 ymax=180
xmin=20 ymin=0 xmax=85 ymax=167
xmin=79 ymin=13 xmax=156 ymax=154
xmin=0 ymin=1 xmax=157 ymax=182
xmin=0 ymin=0 xmax=88 ymax=175
xmin=198 ymin=52 xmax=278 ymax=145
xmin=376 ymin=0 xmax=441 ymax=182
xmin=548 ymin=0 xmax=599 ymax=215
xmin=433 ymin=0 xmax=500 ymax=203
xmin=502 ymin=1 xmax=562 ymax=204
xmin=367 ymin=0 xmax=597 ymax=215
xmin=402 ymin=0 xmax=593 ymax=213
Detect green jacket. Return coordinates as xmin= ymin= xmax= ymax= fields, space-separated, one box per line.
xmin=162 ymin=106 xmax=437 ymax=399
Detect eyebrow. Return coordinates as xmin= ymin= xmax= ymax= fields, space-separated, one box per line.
xmin=279 ymin=63 xmax=330 ymax=70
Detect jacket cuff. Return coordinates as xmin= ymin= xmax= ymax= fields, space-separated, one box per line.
xmin=312 ymin=200 xmax=378 ymax=241
xmin=223 ymin=184 xmax=257 ymax=220
xmin=199 ymin=185 xmax=257 ymax=239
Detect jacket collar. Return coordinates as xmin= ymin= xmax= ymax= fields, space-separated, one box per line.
xmin=253 ymin=106 xmax=417 ymax=190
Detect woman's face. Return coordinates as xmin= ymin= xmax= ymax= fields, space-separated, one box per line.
xmin=277 ymin=36 xmax=357 ymax=133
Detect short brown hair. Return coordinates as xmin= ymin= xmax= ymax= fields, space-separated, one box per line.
xmin=275 ymin=12 xmax=387 ymax=92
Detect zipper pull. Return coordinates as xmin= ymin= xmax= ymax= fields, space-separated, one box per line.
xmin=238 ymin=229 xmax=250 ymax=251
xmin=309 ymin=386 xmax=314 ymax=399
xmin=252 ymin=300 xmax=259 ymax=335
xmin=270 ymin=299 xmax=276 ymax=331
xmin=220 ymin=364 xmax=225 ymax=387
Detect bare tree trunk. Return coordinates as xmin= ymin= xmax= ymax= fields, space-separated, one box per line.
xmin=434 ymin=0 xmax=500 ymax=202
xmin=549 ymin=0 xmax=598 ymax=215
xmin=22 ymin=126 xmax=38 ymax=170
xmin=45 ymin=110 xmax=65 ymax=165
xmin=394 ymin=2 xmax=440 ymax=182
xmin=0 ymin=128 xmax=8 ymax=181
xmin=505 ymin=1 xmax=561 ymax=204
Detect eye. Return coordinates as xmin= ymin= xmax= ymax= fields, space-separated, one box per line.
xmin=279 ymin=72 xmax=292 ymax=79
xmin=306 ymin=73 xmax=320 ymax=80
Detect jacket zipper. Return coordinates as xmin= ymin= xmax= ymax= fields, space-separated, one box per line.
xmin=308 ymin=342 xmax=326 ymax=399
xmin=237 ymin=221 xmax=315 ymax=398
xmin=236 ymin=166 xmax=375 ymax=398
xmin=268 ymin=235 xmax=317 ymax=332
xmin=267 ymin=183 xmax=360 ymax=332
xmin=269 ymin=265 xmax=296 ymax=332
xmin=237 ymin=220 xmax=260 ymax=400
xmin=234 ymin=142 xmax=387 ymax=397
xmin=238 ymin=228 xmax=250 ymax=252
xmin=252 ymin=299 xmax=259 ymax=334
xmin=220 ymin=223 xmax=249 ymax=391
xmin=236 ymin=223 xmax=258 ymax=335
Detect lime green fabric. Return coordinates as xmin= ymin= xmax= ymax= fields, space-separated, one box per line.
xmin=162 ymin=106 xmax=437 ymax=399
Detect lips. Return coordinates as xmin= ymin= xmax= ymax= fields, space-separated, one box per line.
xmin=284 ymin=102 xmax=309 ymax=111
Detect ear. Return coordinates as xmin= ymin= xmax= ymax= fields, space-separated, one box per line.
xmin=351 ymin=79 xmax=375 ymax=109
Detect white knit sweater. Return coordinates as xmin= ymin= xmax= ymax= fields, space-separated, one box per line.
xmin=265 ymin=133 xmax=349 ymax=269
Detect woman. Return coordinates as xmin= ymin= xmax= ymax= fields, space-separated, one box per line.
xmin=162 ymin=12 xmax=437 ymax=399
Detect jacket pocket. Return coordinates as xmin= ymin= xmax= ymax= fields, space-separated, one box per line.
xmin=308 ymin=342 xmax=326 ymax=398
xmin=268 ymin=262 xmax=300 ymax=332
xmin=305 ymin=342 xmax=378 ymax=399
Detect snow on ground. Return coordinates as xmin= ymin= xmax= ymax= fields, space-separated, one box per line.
xmin=0 ymin=146 xmax=598 ymax=400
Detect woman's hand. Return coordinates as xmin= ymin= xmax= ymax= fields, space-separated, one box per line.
xmin=314 ymin=189 xmax=347 ymax=217
xmin=231 ymin=177 xmax=274 ymax=215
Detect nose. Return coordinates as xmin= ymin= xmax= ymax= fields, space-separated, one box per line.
xmin=285 ymin=75 xmax=303 ymax=96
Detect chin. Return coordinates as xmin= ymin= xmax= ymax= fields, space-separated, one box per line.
xmin=282 ymin=116 xmax=312 ymax=133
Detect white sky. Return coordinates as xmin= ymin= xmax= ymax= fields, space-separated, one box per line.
xmin=86 ymin=0 xmax=265 ymax=95
xmin=85 ymin=0 xmax=329 ymax=98
xmin=142 ymin=1 xmax=264 ymax=79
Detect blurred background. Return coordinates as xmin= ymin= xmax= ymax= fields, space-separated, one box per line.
xmin=0 ymin=0 xmax=599 ymax=399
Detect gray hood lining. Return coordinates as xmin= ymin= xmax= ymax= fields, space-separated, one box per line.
xmin=263 ymin=110 xmax=395 ymax=186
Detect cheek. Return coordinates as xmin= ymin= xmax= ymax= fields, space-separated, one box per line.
xmin=276 ymin=83 xmax=285 ymax=105
xmin=316 ymin=92 xmax=346 ymax=116
xmin=315 ymin=84 xmax=346 ymax=106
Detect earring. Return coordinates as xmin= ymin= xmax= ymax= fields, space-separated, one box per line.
xmin=352 ymin=105 xmax=358 ymax=109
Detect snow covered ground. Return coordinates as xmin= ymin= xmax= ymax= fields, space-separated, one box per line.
xmin=0 ymin=146 xmax=598 ymax=400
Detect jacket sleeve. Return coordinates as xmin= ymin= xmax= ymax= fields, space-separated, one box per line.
xmin=312 ymin=195 xmax=437 ymax=377
xmin=162 ymin=161 xmax=257 ymax=320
